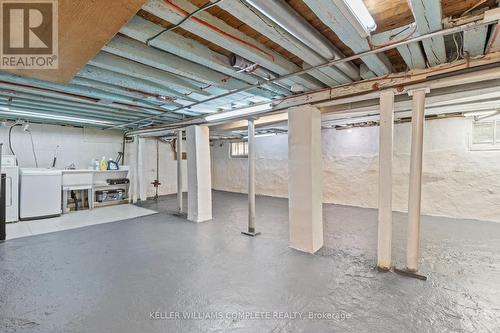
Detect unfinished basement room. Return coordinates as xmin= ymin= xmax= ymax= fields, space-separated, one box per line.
xmin=1 ymin=0 xmax=500 ymax=332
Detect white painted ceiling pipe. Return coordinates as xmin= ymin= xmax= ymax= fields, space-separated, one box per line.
xmin=243 ymin=0 xmax=360 ymax=81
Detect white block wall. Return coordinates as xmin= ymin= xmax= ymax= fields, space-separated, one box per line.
xmin=0 ymin=123 xmax=123 ymax=169
xmin=211 ymin=117 xmax=500 ymax=223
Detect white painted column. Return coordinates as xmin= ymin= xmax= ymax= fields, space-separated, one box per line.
xmin=377 ymin=90 xmax=395 ymax=271
xmin=406 ymin=88 xmax=428 ymax=272
xmin=176 ymin=130 xmax=184 ymax=214
xmin=288 ymin=105 xmax=323 ymax=253
xmin=137 ymin=137 xmax=146 ymax=201
xmin=131 ymin=135 xmax=139 ymax=204
xmin=242 ymin=119 xmax=260 ymax=236
xmin=186 ymin=125 xmax=212 ymax=223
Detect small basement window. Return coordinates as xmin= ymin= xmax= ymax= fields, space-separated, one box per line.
xmin=230 ymin=141 xmax=248 ymax=158
xmin=470 ymin=120 xmax=500 ymax=151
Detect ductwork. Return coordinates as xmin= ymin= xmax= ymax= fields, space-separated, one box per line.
xmin=230 ymin=54 xmax=275 ymax=80
xmin=244 ymin=0 xmax=360 ymax=81
xmin=230 ymin=54 xmax=291 ymax=91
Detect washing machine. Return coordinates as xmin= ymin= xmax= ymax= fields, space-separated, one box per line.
xmin=19 ymin=168 xmax=62 ymax=220
xmin=1 ymin=155 xmax=19 ymax=223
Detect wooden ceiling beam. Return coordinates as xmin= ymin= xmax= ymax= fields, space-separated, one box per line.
xmin=409 ymin=0 xmax=447 ymax=66
xmin=303 ymin=0 xmax=392 ymax=76
xmin=142 ymin=0 xmax=324 ymax=90
xmin=372 ymin=25 xmax=427 ymax=70
xmin=120 ymin=16 xmax=290 ymax=98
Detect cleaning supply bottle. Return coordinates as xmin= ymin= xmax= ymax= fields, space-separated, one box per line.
xmin=99 ymin=156 xmax=108 ymax=171
xmin=107 ymin=158 xmax=119 ymax=170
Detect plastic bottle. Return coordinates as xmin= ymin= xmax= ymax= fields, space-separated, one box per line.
xmin=107 ymin=158 xmax=119 ymax=170
xmin=99 ymin=156 xmax=108 ymax=171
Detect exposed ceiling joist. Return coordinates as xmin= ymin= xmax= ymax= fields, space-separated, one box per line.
xmin=409 ymin=0 xmax=447 ymax=66
xmin=0 ymin=72 xmax=178 ymax=113
xmin=0 ymin=99 xmax=139 ymax=123
xmin=70 ymin=77 xmax=180 ymax=109
xmin=0 ymin=91 xmax=163 ymax=120
xmin=120 ymin=16 xmax=289 ymax=98
xmin=89 ymin=52 xmax=211 ymax=98
xmin=464 ymin=25 xmax=489 ymax=57
xmin=142 ymin=0 xmax=324 ymax=90
xmin=77 ymin=65 xmax=201 ymax=110
xmin=216 ymin=0 xmax=355 ymax=85
xmin=303 ymin=0 xmax=392 ymax=77
xmin=371 ymin=25 xmax=427 ymax=69
xmin=104 ymin=35 xmax=252 ymax=92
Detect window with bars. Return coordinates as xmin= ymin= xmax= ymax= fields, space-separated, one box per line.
xmin=470 ymin=120 xmax=500 ymax=150
xmin=230 ymin=141 xmax=248 ymax=158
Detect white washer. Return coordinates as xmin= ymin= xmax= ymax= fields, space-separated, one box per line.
xmin=19 ymin=168 xmax=62 ymax=220
xmin=2 ymin=155 xmax=19 ymax=223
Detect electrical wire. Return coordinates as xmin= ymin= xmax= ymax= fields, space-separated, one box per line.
xmin=368 ymin=24 xmax=418 ymax=49
xmin=461 ymin=0 xmax=487 ymax=17
xmin=26 ymin=129 xmax=39 ymax=168
xmin=146 ymin=0 xmax=224 ymax=45
xmin=8 ymin=123 xmax=21 ymax=165
xmin=149 ymin=0 xmax=275 ymax=61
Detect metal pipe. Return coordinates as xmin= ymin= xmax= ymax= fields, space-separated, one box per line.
xmin=176 ymin=130 xmax=184 ymax=214
xmin=241 ymin=118 xmax=260 ymax=237
xmin=244 ymin=0 xmax=360 ymax=80
xmin=113 ymin=16 xmax=497 ymax=130
xmin=248 ymin=118 xmax=255 ymax=232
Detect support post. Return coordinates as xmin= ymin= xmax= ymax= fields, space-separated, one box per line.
xmin=176 ymin=130 xmax=184 ymax=214
xmin=288 ymin=105 xmax=323 ymax=253
xmin=132 ymin=135 xmax=139 ymax=204
xmin=406 ymin=88 xmax=428 ymax=272
xmin=377 ymin=90 xmax=394 ymax=271
xmin=137 ymin=137 xmax=146 ymax=201
xmin=242 ymin=119 xmax=260 ymax=237
xmin=186 ymin=125 xmax=212 ymax=223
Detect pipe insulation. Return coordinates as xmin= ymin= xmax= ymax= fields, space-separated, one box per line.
xmin=230 ymin=54 xmax=291 ymax=91
xmin=243 ymin=0 xmax=360 ymax=80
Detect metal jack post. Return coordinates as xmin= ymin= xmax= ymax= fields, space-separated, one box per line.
xmin=242 ymin=118 xmax=260 ymax=237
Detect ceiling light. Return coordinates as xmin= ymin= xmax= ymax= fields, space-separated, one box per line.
xmin=243 ymin=132 xmax=278 ymax=139
xmin=205 ymin=103 xmax=273 ymax=122
xmin=0 ymin=107 xmax=116 ymax=126
xmin=337 ymin=0 xmax=377 ymax=37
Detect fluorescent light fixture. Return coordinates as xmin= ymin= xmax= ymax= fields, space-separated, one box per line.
xmin=337 ymin=0 xmax=377 ymax=37
xmin=243 ymin=132 xmax=278 ymax=139
xmin=0 ymin=107 xmax=116 ymax=126
xmin=205 ymin=103 xmax=273 ymax=122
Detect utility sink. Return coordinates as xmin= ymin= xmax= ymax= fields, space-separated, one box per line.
xmin=61 ymin=170 xmax=94 ymax=187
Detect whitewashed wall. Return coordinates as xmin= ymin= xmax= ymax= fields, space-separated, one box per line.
xmin=211 ymin=117 xmax=500 ymax=223
xmin=125 ymin=137 xmax=187 ymax=199
xmin=0 ymin=122 xmax=123 ymax=169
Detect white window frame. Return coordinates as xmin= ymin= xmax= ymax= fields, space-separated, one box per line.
xmin=229 ymin=140 xmax=248 ymax=158
xmin=469 ymin=119 xmax=500 ymax=151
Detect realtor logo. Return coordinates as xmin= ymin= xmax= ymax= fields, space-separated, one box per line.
xmin=0 ymin=0 xmax=58 ymax=69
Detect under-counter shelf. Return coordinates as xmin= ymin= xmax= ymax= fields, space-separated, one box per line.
xmin=93 ymin=183 xmax=130 ymax=191
xmin=93 ymin=199 xmax=129 ymax=208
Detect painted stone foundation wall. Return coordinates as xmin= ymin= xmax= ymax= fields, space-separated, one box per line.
xmin=125 ymin=138 xmax=187 ymax=199
xmin=211 ymin=117 xmax=500 ymax=223
xmin=0 ymin=122 xmax=123 ymax=169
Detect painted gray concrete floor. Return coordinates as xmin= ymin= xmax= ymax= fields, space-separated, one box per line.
xmin=1 ymin=191 xmax=499 ymax=333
